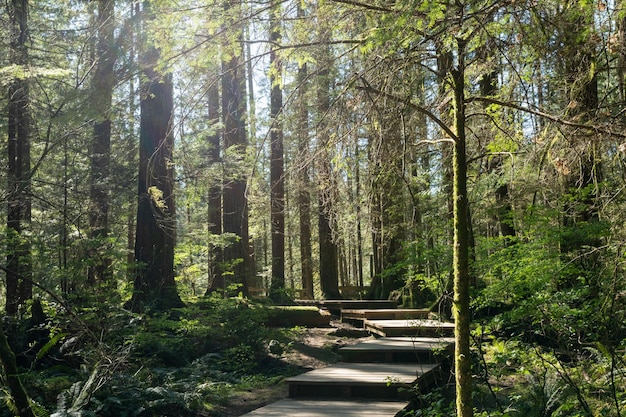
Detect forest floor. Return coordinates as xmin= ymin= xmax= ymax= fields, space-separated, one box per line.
xmin=219 ymin=320 xmax=374 ymax=417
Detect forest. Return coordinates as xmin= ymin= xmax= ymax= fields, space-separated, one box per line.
xmin=1 ymin=0 xmax=626 ymax=415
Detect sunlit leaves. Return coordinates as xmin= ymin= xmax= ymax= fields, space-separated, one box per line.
xmin=0 ymin=64 xmax=72 ymax=85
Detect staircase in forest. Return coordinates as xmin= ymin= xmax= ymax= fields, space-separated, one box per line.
xmin=241 ymin=302 xmax=455 ymax=417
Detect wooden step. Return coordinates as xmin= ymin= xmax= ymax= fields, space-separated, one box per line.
xmin=340 ymin=337 xmax=454 ymax=363
xmin=286 ymin=362 xmax=440 ymax=400
xmin=341 ymin=309 xmax=431 ymax=327
xmin=364 ymin=319 xmax=455 ymax=337
xmin=241 ymin=399 xmax=409 ymax=416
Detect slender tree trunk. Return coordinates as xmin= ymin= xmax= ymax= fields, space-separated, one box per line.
xmin=451 ymin=39 xmax=473 ymax=417
xmin=6 ymin=0 xmax=32 ymax=315
xmin=355 ymin=139 xmax=364 ymax=288
xmin=269 ymin=5 xmax=285 ymax=300
xmin=128 ymin=1 xmax=183 ymax=312
xmin=88 ymin=0 xmax=116 ymax=287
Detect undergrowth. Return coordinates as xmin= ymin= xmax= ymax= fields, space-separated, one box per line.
xmin=1 ymin=294 xmax=304 ymax=417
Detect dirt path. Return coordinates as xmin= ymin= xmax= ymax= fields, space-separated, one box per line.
xmin=220 ymin=321 xmax=373 ymax=416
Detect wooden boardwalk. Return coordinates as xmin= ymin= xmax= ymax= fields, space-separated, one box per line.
xmin=242 ymin=399 xmax=409 ymax=416
xmin=241 ymin=302 xmax=454 ymax=417
xmin=340 ymin=336 xmax=454 ymax=363
xmin=286 ymin=362 xmax=440 ymax=399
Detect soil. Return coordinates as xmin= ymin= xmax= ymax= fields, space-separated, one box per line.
xmin=218 ymin=320 xmax=374 ymax=416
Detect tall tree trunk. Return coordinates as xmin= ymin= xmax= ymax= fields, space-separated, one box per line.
xmin=128 ymin=1 xmax=183 ymax=312
xmin=221 ymin=0 xmax=250 ymax=295
xmin=295 ymin=0 xmax=313 ymax=300
xmin=451 ymin=39 xmax=473 ymax=417
xmin=88 ymin=0 xmax=116 ymax=288
xmin=316 ymin=9 xmax=341 ymax=300
xmin=269 ymin=5 xmax=285 ymax=300
xmin=206 ymin=79 xmax=224 ymax=295
xmin=6 ymin=0 xmax=32 ymax=315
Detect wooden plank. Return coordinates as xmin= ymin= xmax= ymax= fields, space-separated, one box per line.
xmin=241 ymin=399 xmax=409 ymax=416
xmin=286 ymin=362 xmax=440 ymax=399
xmin=340 ymin=337 xmax=454 ymax=363
xmin=364 ymin=319 xmax=455 ymax=337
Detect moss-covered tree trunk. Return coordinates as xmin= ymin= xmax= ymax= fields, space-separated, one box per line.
xmin=452 ymin=40 xmax=472 ymax=417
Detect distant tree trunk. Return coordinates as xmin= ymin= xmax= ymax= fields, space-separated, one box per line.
xmin=6 ymin=0 xmax=32 ymax=315
xmin=88 ymin=0 xmax=116 ymax=288
xmin=451 ymin=39 xmax=473 ymax=417
xmin=478 ymin=36 xmax=515 ymax=240
xmin=0 ymin=327 xmax=35 ymax=417
xmin=269 ymin=5 xmax=285 ymax=300
xmin=367 ymin=113 xmax=405 ymax=301
xmin=206 ymin=80 xmax=224 ymax=295
xmin=431 ymin=40 xmax=455 ymax=317
xmin=128 ymin=2 xmax=183 ymax=312
xmin=316 ymin=12 xmax=341 ymax=300
xmin=221 ymin=0 xmax=250 ymax=295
